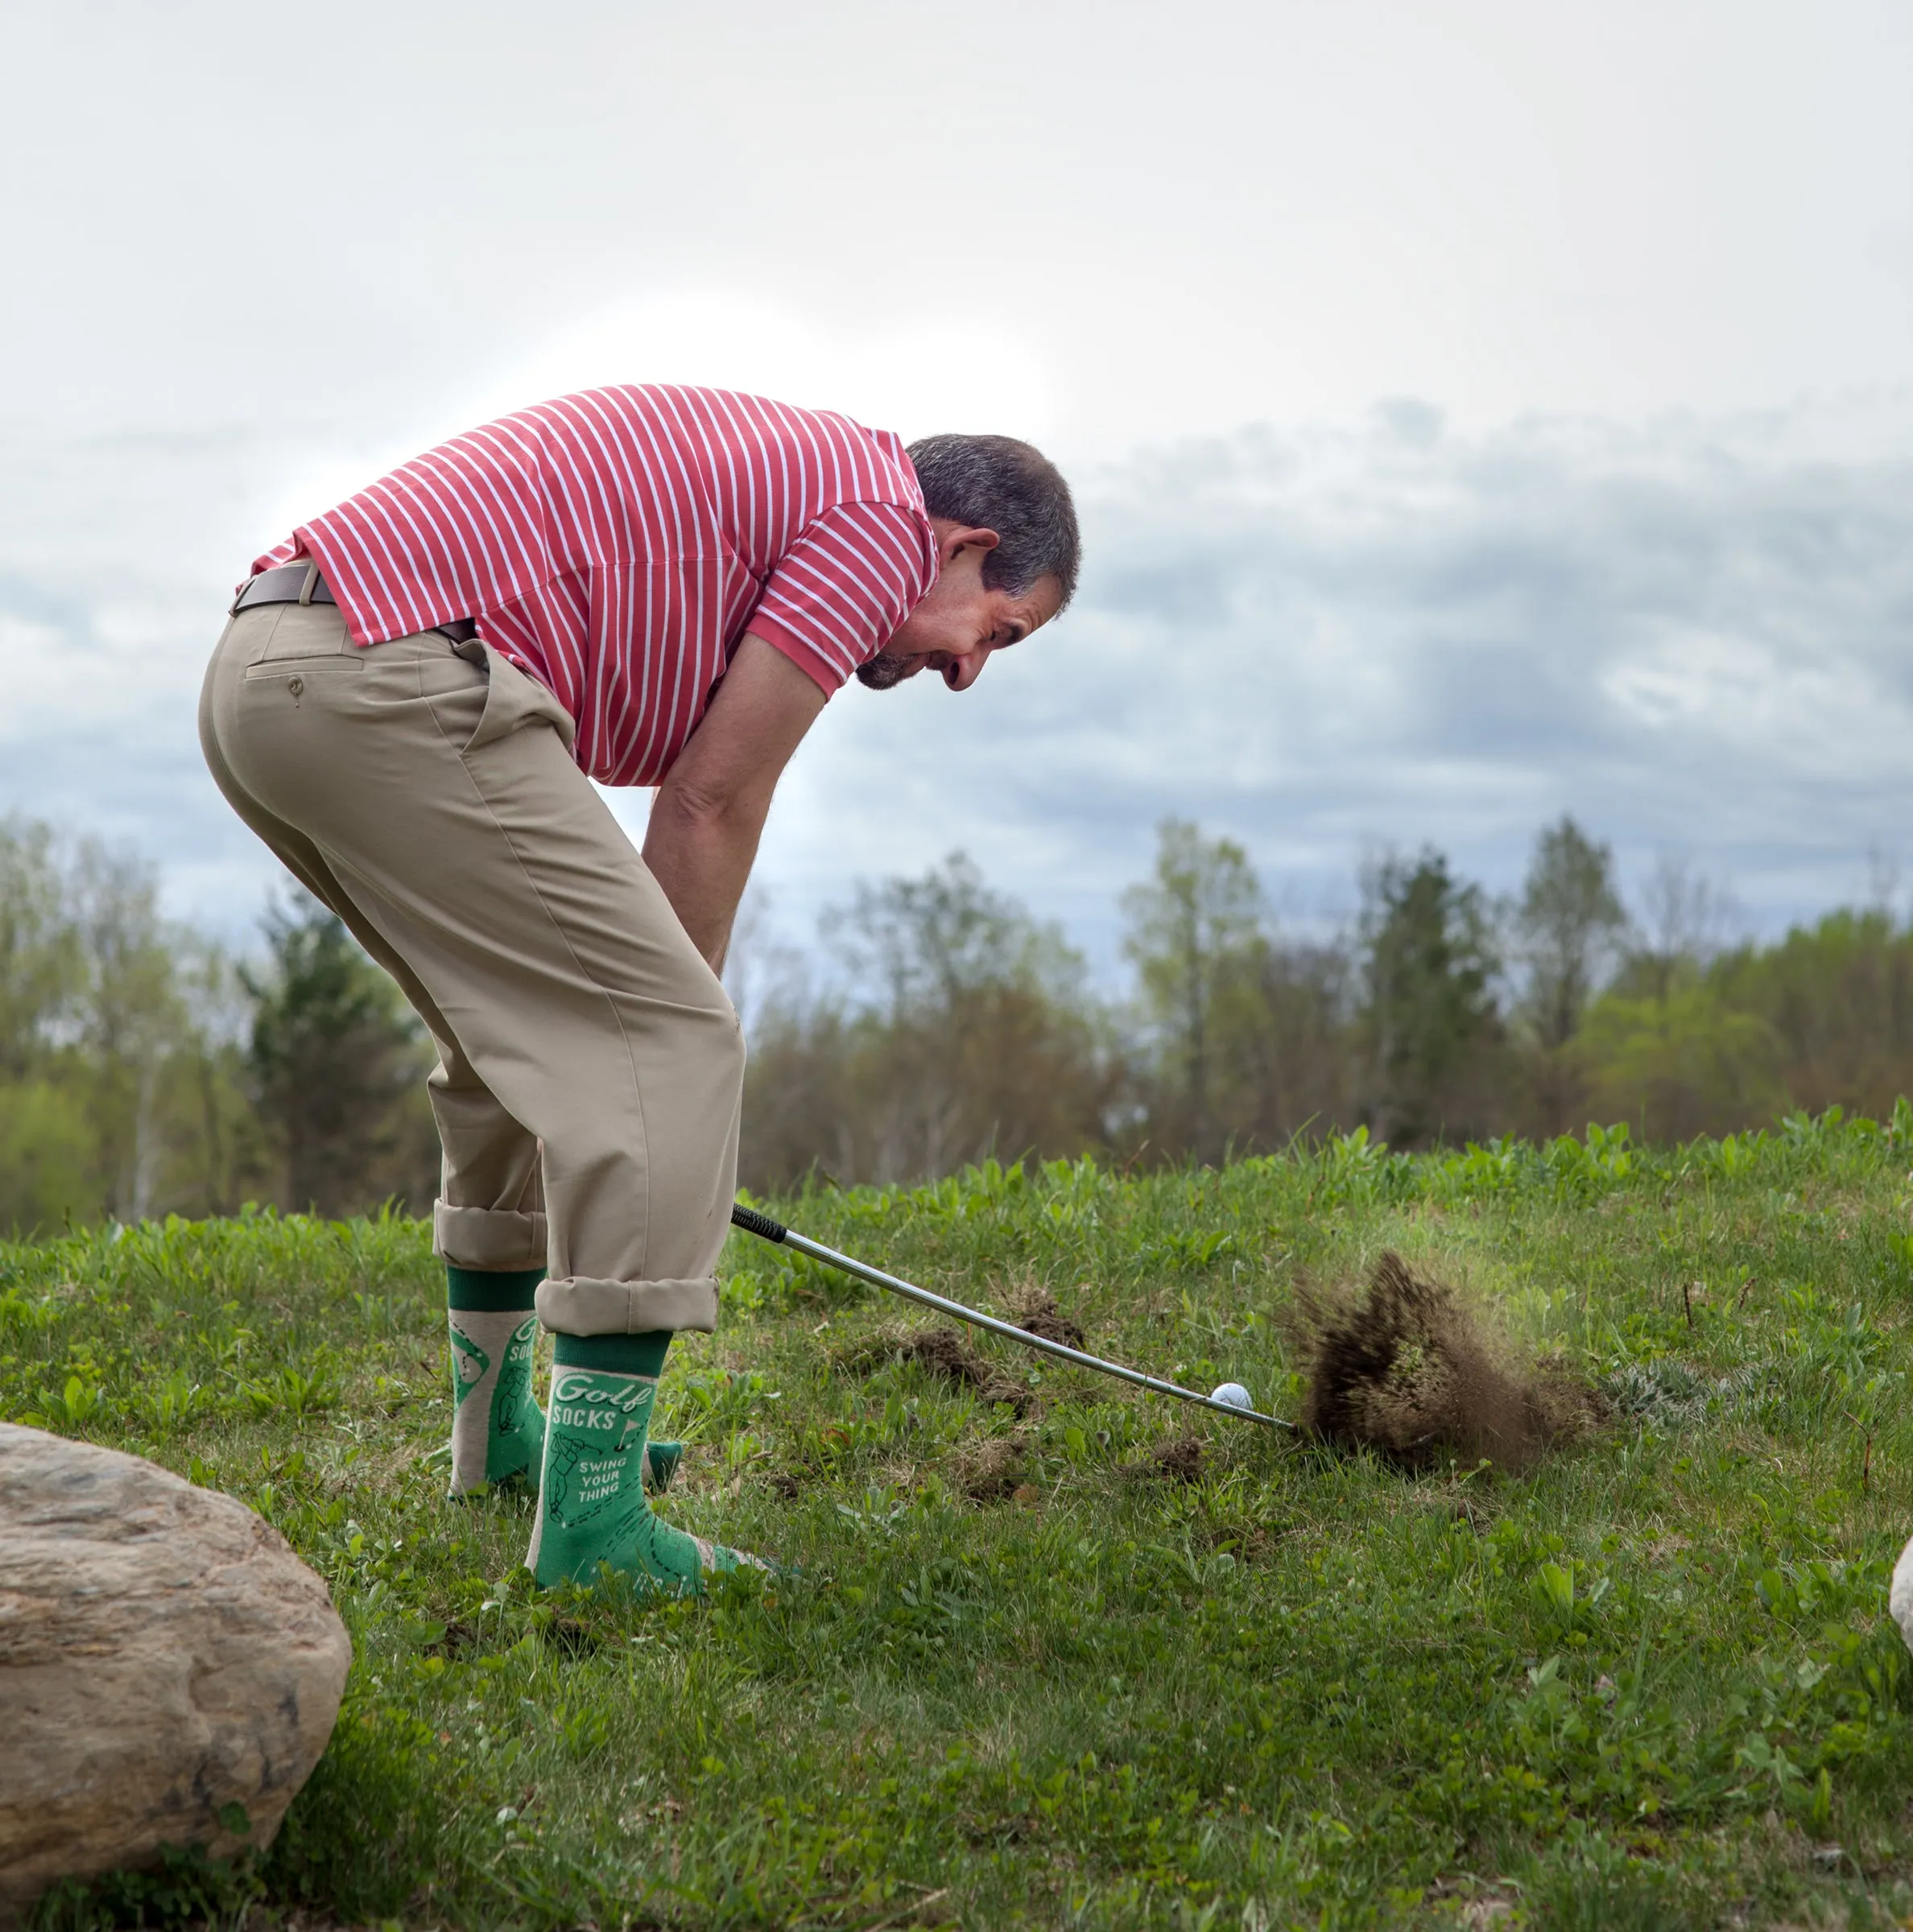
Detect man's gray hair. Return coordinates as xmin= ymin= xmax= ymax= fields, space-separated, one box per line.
xmin=905 ymin=435 xmax=1080 ymax=612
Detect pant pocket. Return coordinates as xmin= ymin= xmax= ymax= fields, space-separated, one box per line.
xmin=242 ymin=601 xmax=358 ymax=667
xmin=463 ymin=642 xmax=577 ymax=755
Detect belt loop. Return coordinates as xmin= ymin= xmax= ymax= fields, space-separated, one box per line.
xmin=296 ymin=561 xmax=320 ymax=607
xmin=229 ymin=573 xmax=257 ymax=618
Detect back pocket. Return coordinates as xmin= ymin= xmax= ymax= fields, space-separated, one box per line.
xmin=242 ymin=601 xmax=363 ymax=671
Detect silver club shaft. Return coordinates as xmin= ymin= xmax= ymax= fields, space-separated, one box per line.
xmin=729 ymin=1206 xmax=1292 ymax=1430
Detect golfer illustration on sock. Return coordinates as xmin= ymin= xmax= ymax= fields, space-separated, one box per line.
xmin=199 ymin=386 xmax=1078 ymax=1593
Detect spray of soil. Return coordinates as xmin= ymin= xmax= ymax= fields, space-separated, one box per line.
xmin=1292 ymin=1251 xmax=1603 ymax=1473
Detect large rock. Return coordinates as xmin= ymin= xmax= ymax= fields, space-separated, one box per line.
xmin=0 ymin=1424 xmax=352 ymax=1924
xmin=1894 ymin=1534 xmax=1913 ymax=1657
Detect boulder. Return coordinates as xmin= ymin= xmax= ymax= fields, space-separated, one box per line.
xmin=1894 ymin=1534 xmax=1913 ymax=1657
xmin=0 ymin=1424 xmax=352 ymax=1924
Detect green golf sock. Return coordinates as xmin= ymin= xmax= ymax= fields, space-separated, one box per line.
xmin=446 ymin=1266 xmax=547 ymax=1496
xmin=527 ymin=1331 xmax=762 ymax=1593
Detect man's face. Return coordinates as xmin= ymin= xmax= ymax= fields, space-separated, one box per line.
xmin=857 ymin=522 xmax=1064 ymax=692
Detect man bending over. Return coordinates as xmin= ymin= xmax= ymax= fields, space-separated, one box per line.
xmin=200 ymin=385 xmax=1078 ymax=1591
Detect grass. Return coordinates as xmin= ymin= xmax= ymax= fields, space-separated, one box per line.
xmin=4 ymin=1112 xmax=1913 ymax=1930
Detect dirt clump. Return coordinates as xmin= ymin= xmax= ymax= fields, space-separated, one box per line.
xmin=1121 ymin=1435 xmax=1208 ymax=1485
xmin=1292 ymin=1251 xmax=1601 ymax=1473
xmin=903 ymin=1327 xmax=1030 ymax=1412
xmin=1002 ymin=1282 xmax=1089 ymax=1352
xmin=952 ymin=1435 xmax=1027 ymax=1502
xmin=1150 ymin=1436 xmax=1208 ymax=1484
xmin=834 ymin=1322 xmax=1031 ymax=1414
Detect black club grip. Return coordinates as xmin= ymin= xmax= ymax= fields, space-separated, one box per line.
xmin=729 ymin=1203 xmax=789 ymax=1244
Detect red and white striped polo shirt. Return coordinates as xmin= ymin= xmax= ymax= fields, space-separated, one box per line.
xmin=250 ymin=386 xmax=940 ymax=787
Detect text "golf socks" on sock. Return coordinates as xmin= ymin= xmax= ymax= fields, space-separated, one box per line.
xmin=446 ymin=1265 xmax=547 ymax=1495
xmin=527 ymin=1330 xmax=763 ymax=1593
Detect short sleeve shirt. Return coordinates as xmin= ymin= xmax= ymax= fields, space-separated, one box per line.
xmin=250 ymin=386 xmax=940 ymax=786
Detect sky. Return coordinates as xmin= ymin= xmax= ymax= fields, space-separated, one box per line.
xmin=2 ymin=0 xmax=1910 ymax=975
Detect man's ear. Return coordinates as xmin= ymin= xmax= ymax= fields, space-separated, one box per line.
xmin=940 ymin=524 xmax=1001 ymax=564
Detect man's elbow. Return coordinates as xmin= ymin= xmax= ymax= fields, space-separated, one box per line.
xmin=655 ymin=770 xmax=754 ymax=836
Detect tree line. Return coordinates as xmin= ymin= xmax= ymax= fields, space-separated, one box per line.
xmin=3 ymin=808 xmax=1911 ymax=1231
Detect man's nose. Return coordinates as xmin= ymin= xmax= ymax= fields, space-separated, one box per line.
xmin=942 ymin=647 xmax=989 ymax=691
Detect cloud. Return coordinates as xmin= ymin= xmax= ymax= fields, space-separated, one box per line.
xmin=752 ymin=395 xmax=1913 ymax=959
xmin=467 ymin=293 xmax=1059 ymax=447
xmin=4 ymin=398 xmax=1912 ymax=971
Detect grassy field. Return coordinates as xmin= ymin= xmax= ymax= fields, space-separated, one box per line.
xmin=6 ymin=1114 xmax=1913 ymax=1930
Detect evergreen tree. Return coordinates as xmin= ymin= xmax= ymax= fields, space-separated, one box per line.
xmin=244 ymin=893 xmax=430 ymax=1217
xmin=1357 ymin=849 xmax=1498 ymax=1146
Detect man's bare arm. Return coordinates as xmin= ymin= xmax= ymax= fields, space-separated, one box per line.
xmin=642 ymin=634 xmax=829 ymax=972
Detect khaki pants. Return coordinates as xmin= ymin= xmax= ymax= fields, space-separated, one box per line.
xmin=199 ymin=601 xmax=743 ymax=1336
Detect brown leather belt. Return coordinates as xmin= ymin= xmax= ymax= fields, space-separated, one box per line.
xmin=231 ymin=563 xmax=477 ymax=645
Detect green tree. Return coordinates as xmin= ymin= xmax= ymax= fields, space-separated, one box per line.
xmin=244 ymin=892 xmax=432 ymax=1216
xmin=820 ymin=853 xmax=1108 ymax=1183
xmin=741 ymin=854 xmax=1110 ymax=1188
xmin=835 ymin=852 xmax=1080 ymax=1025
xmin=70 ymin=841 xmax=185 ymax=1220
xmin=1512 ymin=815 xmax=1628 ymax=1133
xmin=1581 ymin=985 xmax=1784 ymax=1141
xmin=0 ymin=815 xmax=80 ymax=1080
xmin=1121 ymin=820 xmax=1266 ymax=1162
xmin=1228 ymin=937 xmax=1357 ymax=1150
xmin=1357 ymin=848 xmax=1500 ymax=1147
xmin=0 ymin=816 xmax=259 ymax=1228
xmin=1704 ymin=908 xmax=1913 ymax=1118
xmin=1515 ymin=816 xmax=1627 ymax=1050
xmin=0 ymin=1081 xmax=94 ymax=1235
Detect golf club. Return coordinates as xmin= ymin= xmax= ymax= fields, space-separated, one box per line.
xmin=729 ymin=1203 xmax=1293 ymax=1430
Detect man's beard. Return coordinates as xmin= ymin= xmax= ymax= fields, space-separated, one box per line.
xmin=854 ymin=651 xmax=912 ymax=691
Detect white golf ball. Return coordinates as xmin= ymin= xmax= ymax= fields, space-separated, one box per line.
xmin=1210 ymin=1381 xmax=1253 ymax=1410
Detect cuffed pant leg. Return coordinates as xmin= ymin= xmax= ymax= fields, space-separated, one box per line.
xmin=200 ymin=610 xmax=744 ymax=1334
xmin=428 ymin=1035 xmax=547 ymax=1271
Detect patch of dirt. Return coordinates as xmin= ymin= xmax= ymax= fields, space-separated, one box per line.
xmin=905 ymin=1325 xmax=995 ymax=1388
xmin=835 ymin=1322 xmax=1031 ymax=1414
xmin=768 ymin=1471 xmax=801 ymax=1501
xmin=1002 ymin=1282 xmax=1089 ymax=1352
xmin=1124 ymin=1435 xmax=1208 ymax=1484
xmin=954 ymin=1435 xmax=1027 ymax=1501
xmin=1291 ymin=1251 xmax=1605 ymax=1474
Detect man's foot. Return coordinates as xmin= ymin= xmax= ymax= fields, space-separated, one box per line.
xmin=447 ymin=1268 xmax=547 ymax=1496
xmin=526 ymin=1335 xmax=763 ymax=1593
